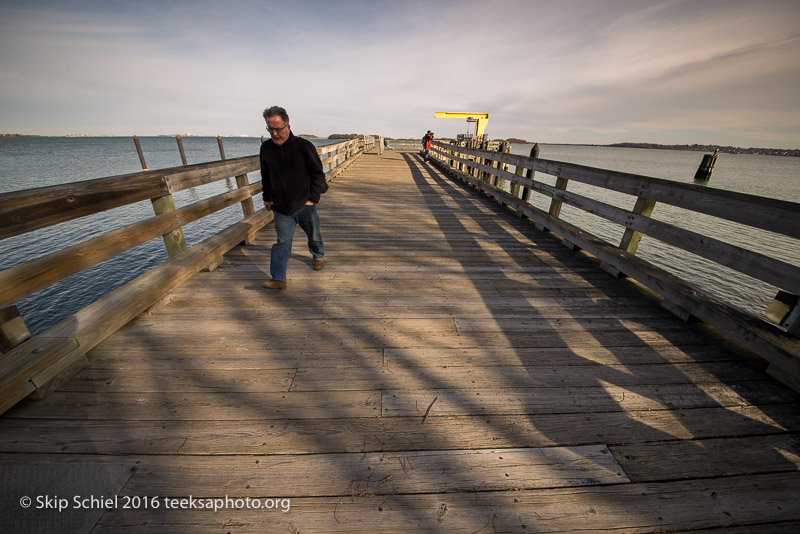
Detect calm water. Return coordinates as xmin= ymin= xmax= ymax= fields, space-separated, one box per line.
xmin=1 ymin=137 xmax=798 ymax=334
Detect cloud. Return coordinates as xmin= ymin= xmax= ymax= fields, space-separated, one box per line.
xmin=1 ymin=0 xmax=799 ymax=146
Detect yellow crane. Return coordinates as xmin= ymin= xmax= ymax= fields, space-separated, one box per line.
xmin=433 ymin=112 xmax=489 ymax=139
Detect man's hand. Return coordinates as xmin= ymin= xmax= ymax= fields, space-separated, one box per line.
xmin=305 ymin=200 xmax=315 ymax=205
xmin=264 ymin=201 xmax=273 ymax=211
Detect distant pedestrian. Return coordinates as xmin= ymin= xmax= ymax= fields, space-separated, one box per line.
xmin=260 ymin=106 xmax=328 ymax=290
xmin=422 ymin=130 xmax=433 ymax=162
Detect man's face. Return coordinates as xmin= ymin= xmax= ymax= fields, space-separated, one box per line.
xmin=267 ymin=115 xmax=290 ymax=146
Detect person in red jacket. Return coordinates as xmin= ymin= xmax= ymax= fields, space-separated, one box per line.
xmin=260 ymin=106 xmax=328 ymax=289
xmin=422 ymin=130 xmax=433 ymax=162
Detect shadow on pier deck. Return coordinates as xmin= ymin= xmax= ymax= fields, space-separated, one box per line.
xmin=2 ymin=149 xmax=799 ymax=532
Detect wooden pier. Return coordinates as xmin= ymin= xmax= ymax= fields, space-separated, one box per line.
xmin=1 ymin=144 xmax=800 ymax=532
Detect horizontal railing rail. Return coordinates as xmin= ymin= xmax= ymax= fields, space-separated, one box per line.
xmin=430 ymin=140 xmax=800 ymax=391
xmin=0 ymin=136 xmax=368 ymax=413
xmin=385 ymin=139 xmax=502 ymax=152
xmin=386 ymin=139 xmax=423 ymax=151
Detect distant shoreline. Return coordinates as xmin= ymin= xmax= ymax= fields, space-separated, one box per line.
xmin=605 ymin=142 xmax=799 ymax=157
xmin=3 ymin=133 xmax=798 ymax=156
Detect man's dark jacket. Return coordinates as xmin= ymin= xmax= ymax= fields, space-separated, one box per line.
xmin=260 ymin=133 xmax=327 ymax=216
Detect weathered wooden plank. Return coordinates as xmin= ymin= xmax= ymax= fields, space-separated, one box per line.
xmin=454 ymin=317 xmax=687 ymax=333
xmin=88 ymin=328 xmax=717 ymax=353
xmin=0 ymin=171 xmax=169 ymax=240
xmin=163 ymin=156 xmax=259 ymax=193
xmin=85 ymin=346 xmax=384 ymax=369
xmin=64 ymin=360 xmax=764 ymax=394
xmin=3 ymin=390 xmax=381 ymax=420
xmin=383 ymin=344 xmax=745 ymax=367
xmin=290 ymin=361 xmax=766 ymax=392
xmin=150 ymin=298 xmax=671 ymax=321
xmin=61 ymin=368 xmax=296 ymax=392
xmin=203 ymin=265 xmax=617 ymax=281
xmin=1 ymin=405 xmax=794 ymax=455
xmin=382 ymin=381 xmax=796 ymax=417
xmin=611 ymin=434 xmax=800 ymax=482
xmin=118 ymin=318 xmax=459 ymax=337
xmin=118 ymin=445 xmax=627 ymax=497
xmin=120 ymin=316 xmax=702 ymax=339
xmin=93 ymin=472 xmax=800 ymax=533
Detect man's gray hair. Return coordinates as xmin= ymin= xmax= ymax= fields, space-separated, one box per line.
xmin=263 ymin=106 xmax=290 ymax=124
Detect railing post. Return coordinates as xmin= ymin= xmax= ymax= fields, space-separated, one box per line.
xmin=491 ymin=142 xmax=506 ymax=187
xmin=481 ymin=140 xmax=491 ymax=182
xmin=217 ymin=136 xmax=227 ymax=160
xmin=447 ymin=141 xmax=455 ymax=168
xmin=548 ymin=177 xmax=569 ymax=218
xmin=539 ymin=171 xmax=570 ymax=235
xmin=133 ymin=135 xmax=188 ymax=258
xmin=151 ymin=195 xmax=188 ymax=259
xmin=512 ymin=163 xmax=524 ymax=199
xmin=521 ymin=143 xmax=539 ymax=203
xmin=235 ymin=172 xmax=256 ymax=222
xmin=619 ymin=197 xmax=657 ymax=254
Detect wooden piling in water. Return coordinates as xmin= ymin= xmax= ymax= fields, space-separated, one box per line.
xmin=694 ymin=149 xmax=718 ymax=181
xmin=176 ymin=135 xmax=188 ymax=166
xmin=133 ymin=135 xmax=147 ymax=171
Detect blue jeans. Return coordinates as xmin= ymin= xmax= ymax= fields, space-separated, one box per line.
xmin=270 ymin=204 xmax=324 ymax=281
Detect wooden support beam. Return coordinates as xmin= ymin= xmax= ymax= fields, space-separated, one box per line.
xmin=549 ymin=177 xmax=569 ymax=218
xmin=522 ymin=143 xmax=539 ymax=204
xmin=151 ymin=194 xmax=188 ymax=259
xmin=235 ymin=174 xmax=256 ymax=220
xmin=619 ymin=197 xmax=657 ymax=254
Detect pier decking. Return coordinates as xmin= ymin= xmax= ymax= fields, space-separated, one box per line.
xmin=2 ymin=149 xmax=800 ymax=532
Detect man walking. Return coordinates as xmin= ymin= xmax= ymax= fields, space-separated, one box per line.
xmin=260 ymin=106 xmax=327 ymax=289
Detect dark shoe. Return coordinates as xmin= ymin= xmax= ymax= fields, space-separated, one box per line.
xmin=262 ymin=279 xmax=287 ymax=289
xmin=313 ymin=258 xmax=325 ymax=271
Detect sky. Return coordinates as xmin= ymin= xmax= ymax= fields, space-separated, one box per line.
xmin=1 ymin=0 xmax=799 ymax=148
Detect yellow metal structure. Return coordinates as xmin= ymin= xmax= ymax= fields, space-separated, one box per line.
xmin=434 ymin=112 xmax=489 ymax=138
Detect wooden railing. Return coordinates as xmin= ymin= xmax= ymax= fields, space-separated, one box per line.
xmin=386 ymin=139 xmax=502 ymax=152
xmin=385 ymin=139 xmax=423 ymax=151
xmin=0 ymin=136 xmax=368 ymax=413
xmin=430 ymin=140 xmax=800 ymax=391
